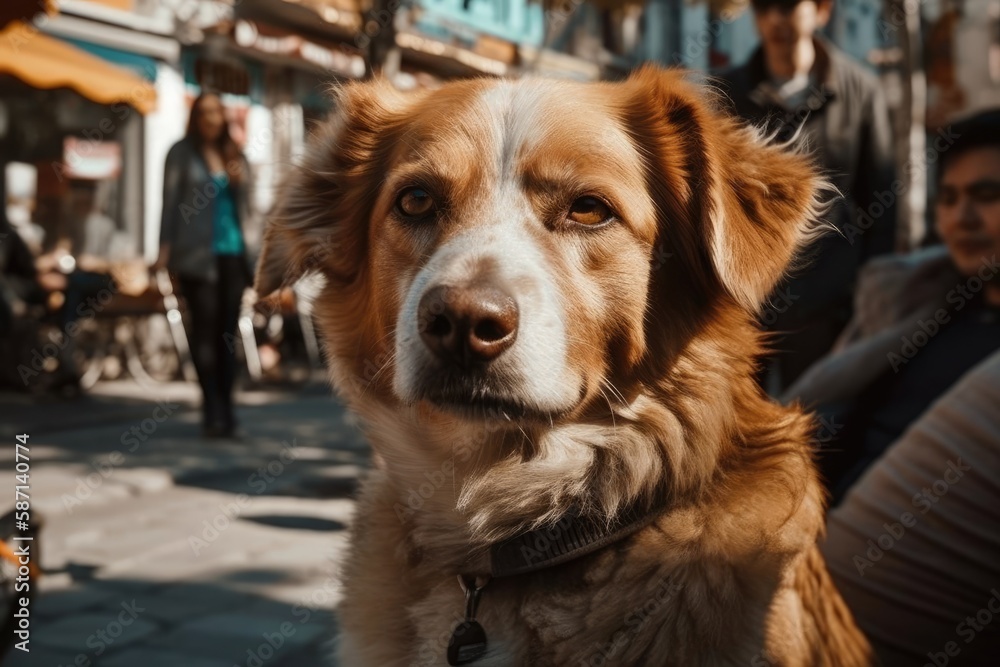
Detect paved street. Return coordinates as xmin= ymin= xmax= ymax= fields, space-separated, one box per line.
xmin=0 ymin=377 xmax=368 ymax=667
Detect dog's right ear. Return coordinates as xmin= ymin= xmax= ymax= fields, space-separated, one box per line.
xmin=254 ymin=79 xmax=415 ymax=297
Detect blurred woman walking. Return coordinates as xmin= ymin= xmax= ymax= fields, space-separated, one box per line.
xmin=153 ymin=92 xmax=252 ymax=438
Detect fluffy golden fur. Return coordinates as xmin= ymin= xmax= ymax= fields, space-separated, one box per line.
xmin=256 ymin=66 xmax=873 ymax=666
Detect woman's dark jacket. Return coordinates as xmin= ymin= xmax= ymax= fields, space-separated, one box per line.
xmin=159 ymin=137 xmax=253 ymax=283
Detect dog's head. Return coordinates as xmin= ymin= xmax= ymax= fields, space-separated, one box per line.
xmin=256 ymin=67 xmax=822 ymax=424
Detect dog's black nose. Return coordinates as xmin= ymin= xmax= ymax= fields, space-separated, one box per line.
xmin=418 ymin=284 xmax=518 ymax=366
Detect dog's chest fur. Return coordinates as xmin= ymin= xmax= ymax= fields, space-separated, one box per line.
xmin=336 ymin=465 xmax=823 ymax=667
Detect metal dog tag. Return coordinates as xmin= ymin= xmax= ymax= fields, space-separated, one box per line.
xmin=447 ymin=575 xmax=490 ymax=665
xmin=447 ymin=619 xmax=488 ymax=665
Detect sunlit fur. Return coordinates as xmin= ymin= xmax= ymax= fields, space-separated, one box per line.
xmin=256 ymin=66 xmax=873 ymax=666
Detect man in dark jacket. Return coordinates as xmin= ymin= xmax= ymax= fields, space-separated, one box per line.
xmin=716 ymin=0 xmax=897 ymax=394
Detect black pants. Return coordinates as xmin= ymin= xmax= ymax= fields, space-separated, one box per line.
xmin=178 ymin=256 xmax=247 ymax=427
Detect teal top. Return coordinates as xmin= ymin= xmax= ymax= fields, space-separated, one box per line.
xmin=211 ymin=172 xmax=244 ymax=256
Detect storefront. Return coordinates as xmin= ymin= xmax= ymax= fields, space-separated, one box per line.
xmin=0 ymin=19 xmax=157 ymax=263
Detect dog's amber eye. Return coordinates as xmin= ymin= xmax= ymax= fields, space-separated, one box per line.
xmin=567 ymin=196 xmax=613 ymax=226
xmin=396 ymin=187 xmax=436 ymax=218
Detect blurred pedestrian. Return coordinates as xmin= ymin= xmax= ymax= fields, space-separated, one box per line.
xmin=0 ymin=198 xmax=78 ymax=392
xmin=0 ymin=204 xmax=43 ymax=339
xmin=152 ymin=92 xmax=253 ymax=438
xmin=32 ymin=181 xmax=120 ymax=389
xmin=1 ymin=203 xmax=48 ymax=389
xmin=717 ymin=0 xmax=897 ymax=394
xmin=785 ymin=109 xmax=1000 ymax=504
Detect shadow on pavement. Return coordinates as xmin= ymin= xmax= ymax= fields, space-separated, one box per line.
xmin=243 ymin=516 xmax=348 ymax=532
xmin=6 ymin=575 xmax=339 ymax=667
xmin=0 ymin=380 xmax=372 ymax=509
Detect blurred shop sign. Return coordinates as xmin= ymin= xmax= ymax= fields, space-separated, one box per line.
xmin=63 ymin=137 xmax=122 ymax=180
xmin=234 ymin=19 xmax=365 ymax=78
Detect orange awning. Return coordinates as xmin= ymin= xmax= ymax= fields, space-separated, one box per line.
xmin=0 ymin=21 xmax=156 ymax=114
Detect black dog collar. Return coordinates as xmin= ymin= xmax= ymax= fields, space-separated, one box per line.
xmin=446 ymin=500 xmax=662 ymax=665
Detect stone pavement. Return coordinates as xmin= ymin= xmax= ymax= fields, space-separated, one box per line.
xmin=0 ymin=377 xmax=369 ymax=666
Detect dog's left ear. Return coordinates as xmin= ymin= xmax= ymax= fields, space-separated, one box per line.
xmin=624 ymin=66 xmax=824 ymax=312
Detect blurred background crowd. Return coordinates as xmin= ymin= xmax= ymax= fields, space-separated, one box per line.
xmin=0 ymin=0 xmax=999 ymax=664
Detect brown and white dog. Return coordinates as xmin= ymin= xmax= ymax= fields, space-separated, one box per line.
xmin=255 ymin=66 xmax=873 ymax=666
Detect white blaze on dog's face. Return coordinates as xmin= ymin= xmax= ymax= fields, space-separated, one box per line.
xmin=256 ymin=68 xmax=821 ymax=425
